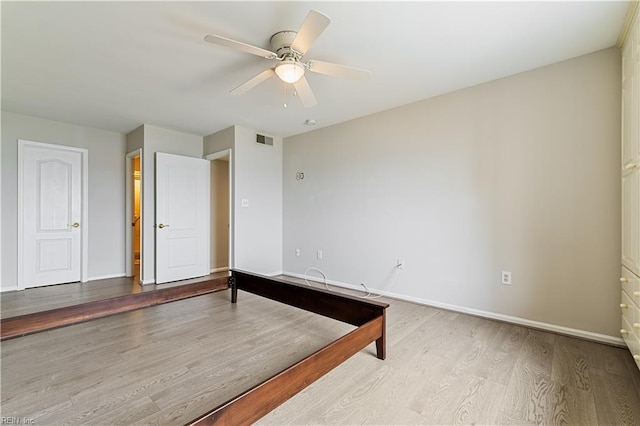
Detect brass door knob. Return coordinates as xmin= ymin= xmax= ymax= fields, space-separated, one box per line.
xmin=158 ymin=224 xmax=169 ymax=229
xmin=69 ymin=222 xmax=80 ymax=228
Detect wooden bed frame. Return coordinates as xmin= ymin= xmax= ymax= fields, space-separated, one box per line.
xmin=0 ymin=277 xmax=230 ymax=340
xmin=1 ymin=270 xmax=388 ymax=425
xmin=188 ymin=270 xmax=389 ymax=425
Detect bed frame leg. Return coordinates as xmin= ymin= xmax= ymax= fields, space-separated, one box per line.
xmin=375 ymin=310 xmax=386 ymax=360
xmin=230 ymin=276 xmax=237 ymax=304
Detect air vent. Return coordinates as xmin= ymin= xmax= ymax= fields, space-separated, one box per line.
xmin=256 ymin=134 xmax=273 ymax=146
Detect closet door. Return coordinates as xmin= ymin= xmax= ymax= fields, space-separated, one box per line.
xmin=622 ymin=13 xmax=640 ymax=277
xmin=621 ymin=7 xmax=640 ymax=371
xmin=622 ymin=164 xmax=638 ymax=275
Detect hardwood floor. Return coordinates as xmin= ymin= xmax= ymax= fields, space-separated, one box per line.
xmin=1 ymin=276 xmax=230 ymax=340
xmin=0 ymin=271 xmax=229 ymax=318
xmin=2 ymin=278 xmax=639 ymax=425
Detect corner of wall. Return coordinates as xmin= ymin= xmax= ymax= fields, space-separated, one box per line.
xmin=231 ymin=124 xmax=283 ymax=275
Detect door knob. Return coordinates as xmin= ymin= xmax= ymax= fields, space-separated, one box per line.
xmin=69 ymin=222 xmax=80 ymax=228
xmin=620 ymin=277 xmax=628 ymax=283
xmin=158 ymin=224 xmax=169 ymax=229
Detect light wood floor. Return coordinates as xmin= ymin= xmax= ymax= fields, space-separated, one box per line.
xmin=0 ymin=271 xmax=229 ymax=318
xmin=2 ymin=280 xmax=640 ymax=425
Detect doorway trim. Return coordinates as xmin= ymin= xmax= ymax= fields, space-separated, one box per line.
xmin=204 ymin=149 xmax=234 ymax=271
xmin=17 ymin=139 xmax=89 ymax=290
xmin=125 ymin=148 xmax=143 ymax=282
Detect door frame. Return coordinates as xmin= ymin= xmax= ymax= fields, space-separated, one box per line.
xmin=17 ymin=139 xmax=89 ymax=290
xmin=125 ymin=148 xmax=143 ymax=282
xmin=204 ymin=149 xmax=234 ymax=271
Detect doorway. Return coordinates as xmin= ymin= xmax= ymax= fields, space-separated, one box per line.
xmin=125 ymin=149 xmax=142 ymax=282
xmin=206 ymin=149 xmax=233 ymax=272
xmin=132 ymin=157 xmax=141 ymax=278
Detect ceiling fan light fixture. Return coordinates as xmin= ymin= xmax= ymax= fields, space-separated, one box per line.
xmin=275 ymin=61 xmax=305 ymax=84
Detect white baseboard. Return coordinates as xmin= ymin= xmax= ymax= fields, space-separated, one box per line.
xmin=283 ymin=271 xmax=625 ymax=347
xmin=210 ymin=267 xmax=229 ymax=273
xmin=1 ymin=273 xmax=129 ymax=291
xmin=285 ymin=271 xmax=366 ymax=291
xmin=141 ymin=279 xmax=156 ymax=285
xmin=231 ymin=269 xmax=283 ymax=278
xmin=87 ymin=272 xmax=126 ymax=281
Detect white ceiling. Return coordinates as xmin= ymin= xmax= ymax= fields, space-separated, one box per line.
xmin=1 ymin=1 xmax=630 ymax=138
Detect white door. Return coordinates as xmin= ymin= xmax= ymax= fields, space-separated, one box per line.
xmin=622 ymin=165 xmax=638 ymax=275
xmin=155 ymin=152 xmax=210 ymax=284
xmin=20 ymin=141 xmax=84 ymax=288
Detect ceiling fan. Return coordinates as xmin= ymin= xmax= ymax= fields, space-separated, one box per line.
xmin=204 ymin=10 xmax=371 ymax=108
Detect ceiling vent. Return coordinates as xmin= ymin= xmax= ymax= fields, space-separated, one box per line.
xmin=256 ymin=134 xmax=273 ymax=146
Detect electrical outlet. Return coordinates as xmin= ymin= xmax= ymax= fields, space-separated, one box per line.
xmin=241 ymin=198 xmax=249 ymax=207
xmin=501 ymin=271 xmax=512 ymax=285
xmin=317 ymin=250 xmax=323 ymax=260
xmin=397 ymin=259 xmax=405 ymax=269
xmin=295 ymin=248 xmax=301 ymax=257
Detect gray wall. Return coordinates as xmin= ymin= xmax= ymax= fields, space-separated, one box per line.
xmin=127 ymin=124 xmax=203 ymax=283
xmin=283 ymin=47 xmax=622 ymax=338
xmin=1 ymin=111 xmax=127 ymax=290
xmin=233 ymin=126 xmax=283 ymax=275
xmin=203 ymin=126 xmax=233 ymax=155
xmin=204 ymin=125 xmax=283 ymax=275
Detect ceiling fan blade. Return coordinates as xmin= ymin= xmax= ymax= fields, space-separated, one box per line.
xmin=307 ymin=60 xmax=371 ymax=80
xmin=230 ymin=68 xmax=275 ymax=96
xmin=291 ymin=10 xmax=331 ymax=55
xmin=204 ymin=34 xmax=277 ymax=59
xmin=293 ymin=76 xmax=317 ymax=108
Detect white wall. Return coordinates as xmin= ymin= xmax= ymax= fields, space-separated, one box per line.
xmin=1 ymin=115 xmax=280 ymax=288
xmin=283 ymin=48 xmax=621 ymax=339
xmin=204 ymin=126 xmax=283 ymax=275
xmin=128 ymin=124 xmax=203 ymax=283
xmin=1 ymin=111 xmax=3 ymax=289
xmin=233 ymin=126 xmax=283 ymax=275
xmin=203 ymin=126 xmax=233 ymax=155
xmin=1 ymin=111 xmax=127 ymax=290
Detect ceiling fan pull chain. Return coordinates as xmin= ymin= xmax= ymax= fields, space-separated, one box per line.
xmin=283 ymin=82 xmax=288 ymax=108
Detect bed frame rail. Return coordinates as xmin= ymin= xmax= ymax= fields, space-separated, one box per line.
xmin=187 ymin=270 xmax=388 ymax=425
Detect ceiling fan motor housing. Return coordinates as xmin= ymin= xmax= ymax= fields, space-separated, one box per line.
xmin=270 ymin=31 xmax=299 ymax=58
